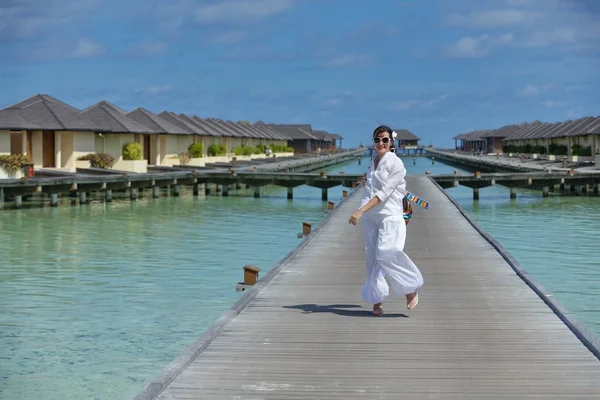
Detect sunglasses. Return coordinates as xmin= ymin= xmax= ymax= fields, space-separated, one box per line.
xmin=373 ymin=137 xmax=391 ymax=144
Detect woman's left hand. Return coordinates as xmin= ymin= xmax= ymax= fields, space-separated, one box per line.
xmin=349 ymin=210 xmax=363 ymax=225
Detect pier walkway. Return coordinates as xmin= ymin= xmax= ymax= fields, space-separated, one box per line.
xmin=135 ymin=175 xmax=600 ymax=399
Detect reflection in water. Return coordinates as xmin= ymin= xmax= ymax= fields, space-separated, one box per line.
xmin=1 ymin=155 xmax=599 ymax=400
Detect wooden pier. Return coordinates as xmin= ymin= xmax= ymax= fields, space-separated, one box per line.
xmin=0 ymin=150 xmax=367 ymax=208
xmin=133 ymin=175 xmax=600 ymax=399
xmin=432 ymin=171 xmax=600 ymax=199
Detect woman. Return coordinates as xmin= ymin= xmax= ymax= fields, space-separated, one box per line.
xmin=349 ymin=125 xmax=423 ymax=315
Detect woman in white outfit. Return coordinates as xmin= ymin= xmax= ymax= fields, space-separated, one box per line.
xmin=349 ymin=125 xmax=423 ymax=315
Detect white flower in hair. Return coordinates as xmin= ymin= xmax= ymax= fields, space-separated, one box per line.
xmin=392 ymin=131 xmax=397 ymax=139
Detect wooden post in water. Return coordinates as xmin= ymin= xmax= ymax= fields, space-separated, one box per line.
xmin=193 ymin=183 xmax=199 ymax=196
xmin=254 ymin=186 xmax=260 ymax=198
xmin=14 ymin=195 xmax=22 ymax=209
xmin=105 ymin=190 xmax=112 ymax=202
xmin=287 ymin=187 xmax=293 ymax=199
xmin=152 ymin=186 xmax=160 ymax=198
xmin=510 ymin=187 xmax=517 ymax=199
xmin=79 ymin=191 xmax=86 ymax=205
xmin=542 ymin=186 xmax=549 ymax=197
xmin=172 ymin=184 xmax=180 ymax=197
xmin=130 ymin=188 xmax=138 ymax=201
xmin=302 ymin=222 xmax=312 ymax=236
xmin=473 ymin=187 xmax=480 ymax=200
xmin=321 ymin=188 xmax=328 ymax=201
xmin=236 ymin=265 xmax=262 ymax=291
xmin=243 ymin=265 xmax=261 ymax=285
xmin=50 ymin=193 xmax=58 ymax=207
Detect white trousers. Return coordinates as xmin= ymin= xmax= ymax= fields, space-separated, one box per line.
xmin=361 ymin=215 xmax=424 ymax=304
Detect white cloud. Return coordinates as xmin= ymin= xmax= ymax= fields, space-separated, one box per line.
xmin=0 ymin=0 xmax=100 ymax=40
xmin=441 ymin=0 xmax=600 ymax=55
xmin=209 ymin=30 xmax=248 ymax=44
xmin=514 ymin=83 xmax=553 ymax=96
xmin=135 ymin=85 xmax=174 ymax=96
xmin=443 ymin=34 xmax=513 ymax=58
xmin=71 ymin=39 xmax=106 ymax=58
xmin=194 ymin=0 xmax=295 ymax=24
xmin=392 ymin=94 xmax=450 ymax=111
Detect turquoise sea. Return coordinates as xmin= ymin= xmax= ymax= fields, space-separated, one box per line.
xmin=1 ymin=155 xmax=598 ymax=400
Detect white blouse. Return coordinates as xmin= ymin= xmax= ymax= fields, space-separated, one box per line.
xmin=360 ymin=152 xmax=407 ymax=219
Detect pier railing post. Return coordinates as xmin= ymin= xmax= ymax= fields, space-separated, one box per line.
xmin=302 ymin=222 xmax=312 ymax=236
xmin=243 ymin=265 xmax=261 ymax=285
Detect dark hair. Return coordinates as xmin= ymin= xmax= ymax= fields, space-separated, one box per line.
xmin=373 ymin=125 xmax=393 ymax=139
xmin=373 ymin=125 xmax=395 ymax=150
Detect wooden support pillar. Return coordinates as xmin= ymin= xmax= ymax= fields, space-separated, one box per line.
xmin=510 ymin=187 xmax=516 ymax=199
xmin=50 ymin=193 xmax=58 ymax=207
xmin=542 ymin=186 xmax=549 ymax=198
xmin=130 ymin=188 xmax=138 ymax=201
xmin=287 ymin=187 xmax=293 ymax=199
xmin=152 ymin=186 xmax=160 ymax=198
xmin=105 ymin=190 xmax=112 ymax=202
xmin=222 ymin=185 xmax=229 ymax=196
xmin=193 ymin=183 xmax=199 ymax=196
xmin=236 ymin=183 xmax=242 ymax=190
xmin=243 ymin=265 xmax=261 ymax=285
xmin=79 ymin=191 xmax=87 ymax=205
xmin=205 ymin=184 xmax=212 ymax=195
xmin=215 ymin=184 xmax=222 ymax=193
xmin=15 ymin=195 xmax=22 ymax=209
xmin=302 ymin=222 xmax=312 ymax=236
xmin=254 ymin=186 xmax=260 ymax=198
xmin=321 ymin=188 xmax=328 ymax=201
xmin=172 ymin=184 xmax=180 ymax=197
xmin=473 ymin=187 xmax=479 ymax=200
xmin=593 ymin=183 xmax=599 ymax=195
xmin=575 ymin=185 xmax=582 ymax=196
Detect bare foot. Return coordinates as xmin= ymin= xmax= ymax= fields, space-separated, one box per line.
xmin=406 ymin=293 xmax=419 ymax=310
xmin=372 ymin=303 xmax=383 ymax=315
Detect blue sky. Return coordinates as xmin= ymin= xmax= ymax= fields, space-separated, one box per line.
xmin=1 ymin=0 xmax=599 ymax=147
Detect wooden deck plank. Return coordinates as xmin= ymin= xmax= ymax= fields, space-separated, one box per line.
xmin=139 ymin=175 xmax=600 ymax=400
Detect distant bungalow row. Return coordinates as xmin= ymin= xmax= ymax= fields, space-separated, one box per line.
xmin=0 ymin=94 xmax=344 ymax=175
xmin=453 ymin=115 xmax=600 ymax=162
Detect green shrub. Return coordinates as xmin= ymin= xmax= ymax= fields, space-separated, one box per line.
xmin=78 ymin=153 xmax=115 ymax=169
xmin=123 ymin=142 xmax=142 ymax=160
xmin=208 ymin=144 xmax=227 ymax=156
xmin=188 ymin=142 xmax=203 ymax=158
xmin=0 ymin=154 xmax=28 ymax=174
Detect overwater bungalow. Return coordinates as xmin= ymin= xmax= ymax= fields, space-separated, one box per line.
xmin=255 ymin=123 xmax=317 ymax=154
xmin=80 ymin=101 xmax=164 ymax=173
xmin=393 ymin=129 xmax=420 ymax=150
xmin=0 ymin=94 xmax=105 ymax=171
xmin=455 ymin=114 xmax=600 ymax=164
xmin=0 ymin=93 xmax=348 ymax=176
xmin=125 ymin=108 xmax=193 ymax=167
